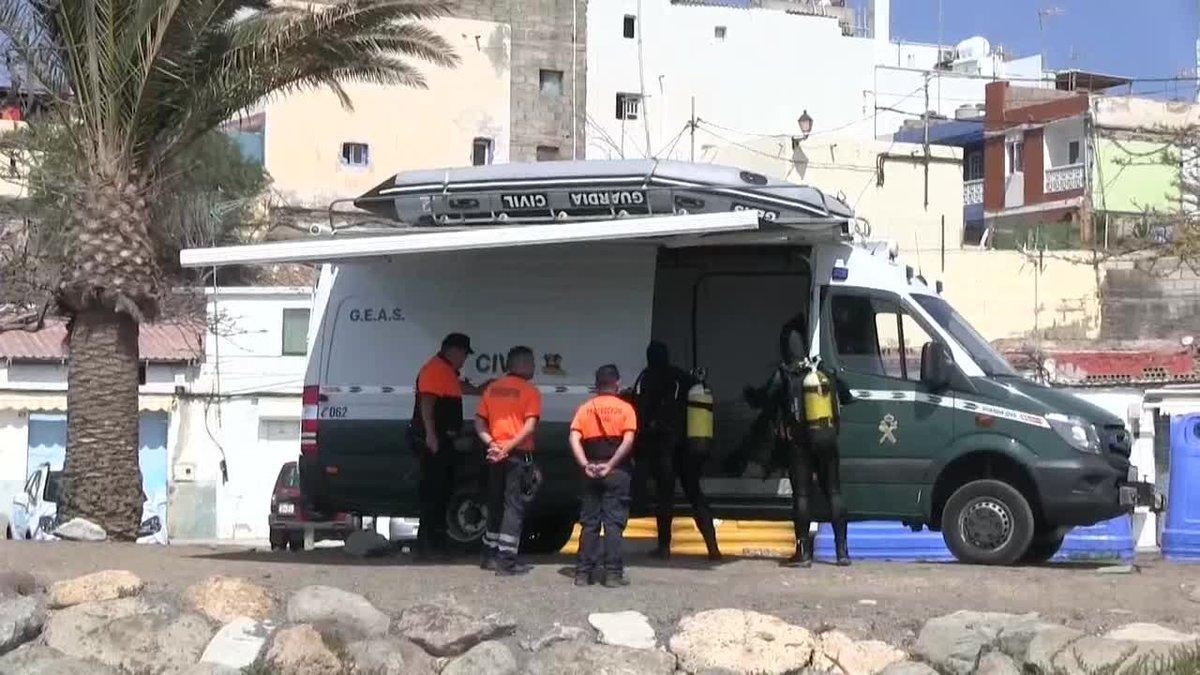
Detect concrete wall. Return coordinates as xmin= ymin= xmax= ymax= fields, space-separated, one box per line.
xmin=0 ymin=409 xmax=29 ymax=528
xmin=263 ymin=18 xmax=511 ymax=208
xmin=1101 ymin=259 xmax=1200 ymax=341
xmin=451 ymin=0 xmax=586 ymax=161
xmin=704 ymin=135 xmax=965 ymax=249
xmin=1092 ymin=138 xmax=1181 ymax=214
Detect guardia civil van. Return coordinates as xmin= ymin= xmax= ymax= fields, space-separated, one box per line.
xmin=181 ymin=159 xmax=1152 ymax=565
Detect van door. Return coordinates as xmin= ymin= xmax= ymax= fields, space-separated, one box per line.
xmin=820 ymin=287 xmax=954 ymax=518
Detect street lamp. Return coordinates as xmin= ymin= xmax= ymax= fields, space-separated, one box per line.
xmin=797 ymin=110 xmax=813 ymax=140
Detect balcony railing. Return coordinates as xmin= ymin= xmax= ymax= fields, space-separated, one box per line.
xmin=1044 ymin=163 xmax=1085 ymax=194
xmin=963 ymin=179 xmax=984 ymax=206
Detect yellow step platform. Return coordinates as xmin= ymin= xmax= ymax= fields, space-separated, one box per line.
xmin=559 ymin=517 xmax=796 ymax=558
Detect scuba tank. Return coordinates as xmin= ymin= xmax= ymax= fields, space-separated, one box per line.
xmin=686 ymin=367 xmax=714 ymax=455
xmin=801 ymin=356 xmax=836 ymax=427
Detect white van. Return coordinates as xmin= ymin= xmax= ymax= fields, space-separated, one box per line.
xmin=183 ymin=160 xmax=1149 ymax=564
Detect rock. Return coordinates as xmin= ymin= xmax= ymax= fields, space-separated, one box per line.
xmin=267 ymin=624 xmax=342 ymax=675
xmin=1097 ymin=564 xmax=1136 ymax=575
xmin=0 ymin=597 xmax=45 ymax=654
xmin=0 ymin=572 xmax=39 ymax=599
xmin=668 ymin=608 xmax=815 ymax=675
xmin=588 ymin=611 xmax=656 ymax=650
xmin=876 ymin=662 xmax=939 ymax=675
xmin=185 ymin=576 xmax=274 ymax=623
xmin=344 ymin=530 xmax=392 ymax=557
xmin=525 ymin=640 xmax=676 ymax=675
xmin=395 ymin=603 xmax=516 ymax=657
xmin=811 ymin=630 xmax=906 ymax=674
xmin=345 ymin=636 xmax=437 ymax=675
xmin=47 ymin=570 xmax=143 ymax=609
xmin=858 ymin=599 xmax=878 ymax=606
xmin=50 ymin=607 xmax=213 ymax=675
xmin=42 ymin=597 xmax=148 ymax=649
xmin=993 ymin=617 xmax=1063 ymax=661
xmin=1103 ymin=623 xmax=1200 ymax=644
xmin=975 ymin=651 xmax=1021 ymax=675
xmin=199 ymin=617 xmax=274 ymax=671
xmin=915 ymin=611 xmax=1040 ymax=675
xmin=443 ymin=641 xmax=518 ymax=675
xmin=1051 ymin=636 xmax=1139 ymax=674
xmin=287 ymin=585 xmax=389 ymax=643
xmin=179 ymin=664 xmax=240 ymax=675
xmin=520 ymin=624 xmax=589 ymax=652
xmin=1024 ymin=625 xmax=1083 ymax=672
xmin=0 ymin=644 xmax=119 ymax=675
xmin=51 ymin=518 xmax=106 ymax=542
xmin=1191 ymin=586 xmax=1200 ymax=604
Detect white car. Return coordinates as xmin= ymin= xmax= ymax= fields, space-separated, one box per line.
xmin=7 ymin=463 xmax=168 ymax=544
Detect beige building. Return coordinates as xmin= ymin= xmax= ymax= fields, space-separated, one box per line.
xmin=707 ymin=135 xmax=1099 ymax=342
xmin=241 ymin=17 xmax=512 ymax=211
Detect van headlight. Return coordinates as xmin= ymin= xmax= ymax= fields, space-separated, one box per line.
xmin=1047 ymin=414 xmax=1101 ymax=454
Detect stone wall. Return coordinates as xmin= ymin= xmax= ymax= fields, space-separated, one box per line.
xmin=450 ymin=0 xmax=587 ymax=162
xmin=1101 ymin=258 xmax=1200 ymax=341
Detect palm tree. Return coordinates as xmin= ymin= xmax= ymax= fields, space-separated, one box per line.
xmin=0 ymin=0 xmax=457 ymax=539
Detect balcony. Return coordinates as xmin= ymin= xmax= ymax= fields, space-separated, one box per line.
xmin=963 ymin=179 xmax=984 ymax=205
xmin=1044 ymin=163 xmax=1085 ymax=194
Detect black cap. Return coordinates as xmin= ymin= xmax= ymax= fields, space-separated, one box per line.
xmin=441 ymin=332 xmax=474 ymax=354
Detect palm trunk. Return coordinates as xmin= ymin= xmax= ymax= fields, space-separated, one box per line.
xmin=61 ymin=308 xmax=144 ymax=540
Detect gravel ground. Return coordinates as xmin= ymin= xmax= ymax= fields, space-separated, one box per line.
xmin=2 ymin=539 xmax=1197 ymax=650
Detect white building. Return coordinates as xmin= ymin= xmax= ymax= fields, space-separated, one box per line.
xmin=0 ymin=286 xmax=315 ymax=543
xmin=584 ymin=0 xmax=1044 ymax=161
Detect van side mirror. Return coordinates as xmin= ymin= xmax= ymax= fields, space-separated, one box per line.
xmin=920 ymin=342 xmax=953 ymax=390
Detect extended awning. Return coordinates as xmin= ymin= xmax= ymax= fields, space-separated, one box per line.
xmin=180 ymin=211 xmax=759 ymax=268
xmin=0 ymin=391 xmax=177 ymax=412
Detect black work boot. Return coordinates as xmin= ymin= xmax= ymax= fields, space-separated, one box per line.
xmin=480 ymin=552 xmax=497 ymax=571
xmin=699 ymin=522 xmax=722 ymax=562
xmin=834 ymin=522 xmax=851 ymax=566
xmin=495 ymin=561 xmax=533 ymax=577
xmin=574 ymin=570 xmax=594 ymax=586
xmin=602 ymin=570 xmax=631 ymax=587
xmin=784 ymin=538 xmax=813 ymax=568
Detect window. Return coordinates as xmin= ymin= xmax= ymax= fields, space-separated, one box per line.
xmin=536 ymin=145 xmax=560 ymax=162
xmin=616 ymin=92 xmax=641 ymax=120
xmin=966 ymin=152 xmax=984 ymax=181
xmin=43 ymin=472 xmax=61 ymax=503
xmin=1006 ymin=139 xmax=1024 ymax=174
xmin=830 ymin=294 xmax=936 ymax=382
xmin=282 ymin=308 xmax=311 ymax=356
xmin=714 ymin=25 xmax=727 ymax=39
xmin=1068 ymin=140 xmax=1081 ymax=165
xmin=623 ymin=14 xmax=636 ymax=38
xmin=340 ymin=142 xmax=369 ymax=167
xmin=539 ymin=69 xmax=563 ymax=97
xmin=472 ymin=137 xmax=494 ymax=166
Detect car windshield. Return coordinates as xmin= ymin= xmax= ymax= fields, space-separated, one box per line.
xmin=912 ymin=294 xmax=1017 ymax=377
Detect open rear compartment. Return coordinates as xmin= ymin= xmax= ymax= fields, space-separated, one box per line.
xmin=649 ymin=244 xmax=813 ymax=517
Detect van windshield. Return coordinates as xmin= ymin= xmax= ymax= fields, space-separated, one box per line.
xmin=912 ymin=294 xmax=1017 ymax=377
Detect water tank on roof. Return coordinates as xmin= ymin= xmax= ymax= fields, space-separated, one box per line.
xmin=954 ymin=104 xmax=985 ymax=121
xmin=955 ymin=36 xmax=991 ymax=62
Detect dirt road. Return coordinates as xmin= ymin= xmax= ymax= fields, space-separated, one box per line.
xmin=2 ymin=540 xmax=1196 ymax=649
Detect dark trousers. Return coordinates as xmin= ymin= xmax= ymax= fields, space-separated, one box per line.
xmin=416 ymin=437 xmax=455 ymax=552
xmin=577 ymin=467 xmax=632 ymax=574
xmin=645 ymin=433 xmax=718 ymax=554
xmin=482 ymin=456 xmax=533 ymax=568
xmin=787 ymin=425 xmax=847 ymax=546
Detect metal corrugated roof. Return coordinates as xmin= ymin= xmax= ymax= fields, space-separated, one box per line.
xmin=0 ymin=318 xmax=202 ymax=362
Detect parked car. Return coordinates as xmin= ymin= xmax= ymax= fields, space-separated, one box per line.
xmin=6 ymin=462 xmax=166 ymax=543
xmin=8 ymin=463 xmax=59 ymax=540
xmin=269 ymin=461 xmax=357 ymax=551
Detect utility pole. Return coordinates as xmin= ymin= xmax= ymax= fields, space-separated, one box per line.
xmin=923 ymin=72 xmax=931 ymax=210
xmin=690 ymin=96 xmax=696 ymax=162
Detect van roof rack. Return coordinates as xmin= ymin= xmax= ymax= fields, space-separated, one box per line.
xmin=355 ymin=159 xmax=854 ymax=230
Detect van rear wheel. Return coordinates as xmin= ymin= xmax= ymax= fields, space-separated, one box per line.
xmin=942 ymin=479 xmax=1035 ymax=566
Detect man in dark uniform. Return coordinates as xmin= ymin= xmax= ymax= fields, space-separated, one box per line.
xmin=569 ymin=365 xmax=638 ymax=587
xmin=633 ymin=341 xmax=720 ymax=560
xmin=413 ymin=333 xmax=474 ymax=558
xmin=475 ymin=346 xmax=542 ymax=576
xmin=775 ymin=324 xmax=850 ymax=567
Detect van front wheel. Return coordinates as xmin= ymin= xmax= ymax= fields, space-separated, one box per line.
xmin=942 ymin=479 xmax=1035 ymax=565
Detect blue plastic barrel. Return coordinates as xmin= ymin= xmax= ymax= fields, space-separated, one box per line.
xmin=1053 ymin=515 xmax=1134 ymax=563
xmin=1163 ymin=414 xmax=1200 ymax=561
xmin=813 ymin=521 xmax=954 ymax=562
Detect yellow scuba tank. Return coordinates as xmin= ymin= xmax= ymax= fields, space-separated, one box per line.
xmin=686 ymin=368 xmax=714 ymax=454
xmin=802 ymin=358 xmax=835 ymax=427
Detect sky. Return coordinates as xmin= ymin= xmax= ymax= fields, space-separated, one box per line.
xmin=887 ymin=0 xmax=1199 ymax=99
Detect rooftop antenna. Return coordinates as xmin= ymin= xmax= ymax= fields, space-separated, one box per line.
xmin=1037 ymin=5 xmax=1065 ymax=68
